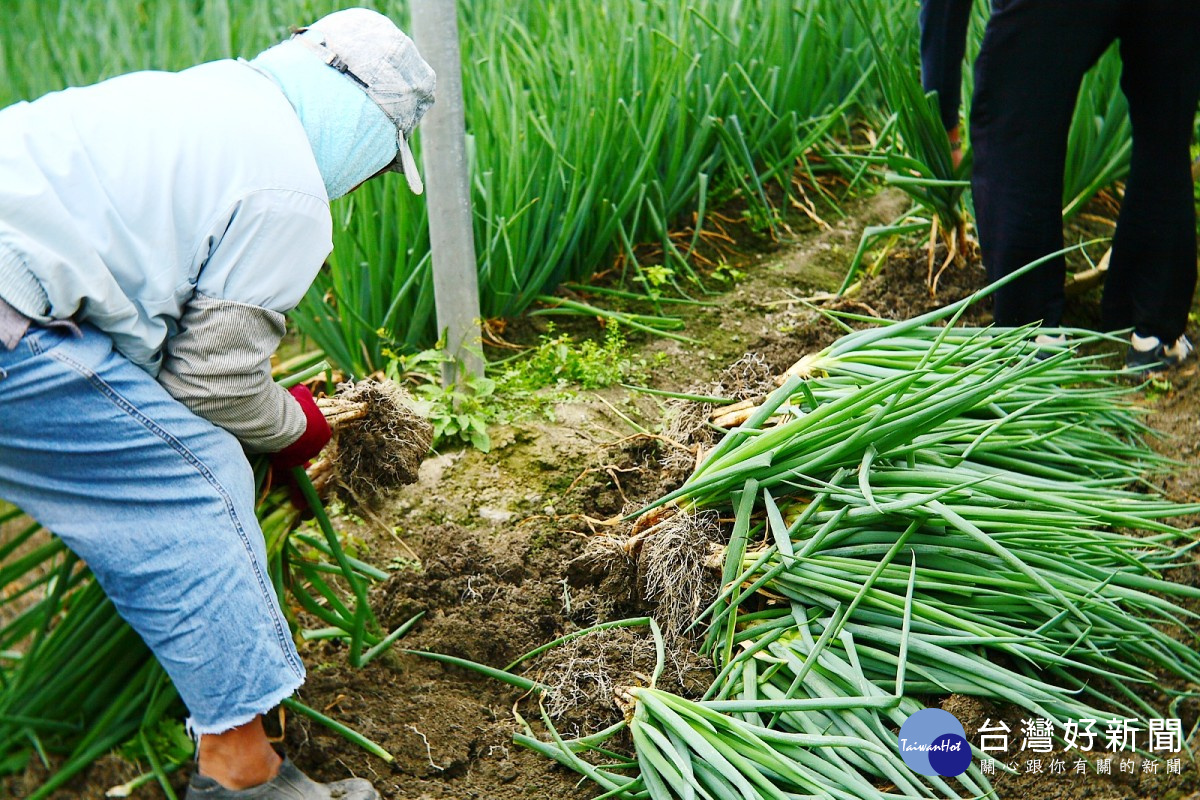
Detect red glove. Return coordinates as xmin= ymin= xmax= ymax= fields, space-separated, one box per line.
xmin=271 ymin=385 xmax=332 ymax=473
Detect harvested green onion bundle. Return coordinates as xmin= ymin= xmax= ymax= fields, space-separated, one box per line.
xmin=529 ymin=312 xmax=1199 ymax=799
xmin=515 ymin=617 xmax=992 ymax=800
xmin=708 ymin=608 xmax=996 ymax=798
xmin=617 ymin=684 xmax=923 ymax=800
xmin=706 ymin=478 xmax=1200 ymax=723
xmin=641 ymin=325 xmax=1165 ymax=521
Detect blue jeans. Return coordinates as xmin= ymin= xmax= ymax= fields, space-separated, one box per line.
xmin=0 ymin=323 xmax=304 ymax=734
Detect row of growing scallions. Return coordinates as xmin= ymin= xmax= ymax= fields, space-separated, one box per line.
xmin=0 ymin=364 xmax=431 ymax=799
xmin=498 ymin=276 xmax=1200 ymax=799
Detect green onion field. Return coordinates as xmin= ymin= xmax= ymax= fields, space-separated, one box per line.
xmin=3 ymin=2 xmax=1199 ymax=800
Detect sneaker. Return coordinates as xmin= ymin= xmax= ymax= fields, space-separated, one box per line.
xmin=1124 ymin=333 xmax=1193 ymax=374
xmin=1032 ymin=332 xmax=1067 ymax=361
xmin=186 ymin=759 xmax=379 ymax=799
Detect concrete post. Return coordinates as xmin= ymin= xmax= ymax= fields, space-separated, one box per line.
xmin=411 ymin=0 xmax=483 ymax=386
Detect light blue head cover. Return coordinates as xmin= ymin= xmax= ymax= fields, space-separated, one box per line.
xmin=249 ymin=31 xmax=397 ymax=201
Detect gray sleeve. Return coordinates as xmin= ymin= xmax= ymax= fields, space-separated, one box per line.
xmin=158 ymin=292 xmax=306 ymax=453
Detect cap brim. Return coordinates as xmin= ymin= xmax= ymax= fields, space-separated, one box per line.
xmin=397 ymin=133 xmax=423 ymax=195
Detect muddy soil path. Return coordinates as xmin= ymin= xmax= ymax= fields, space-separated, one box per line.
xmin=32 ymin=190 xmax=1200 ymax=800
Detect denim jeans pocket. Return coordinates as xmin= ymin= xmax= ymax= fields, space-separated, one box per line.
xmin=25 ymin=324 xmax=73 ymax=357
xmin=0 ymin=325 xmax=66 ymax=377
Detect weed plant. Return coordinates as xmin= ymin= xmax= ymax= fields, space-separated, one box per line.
xmin=386 ymin=323 xmax=651 ymax=452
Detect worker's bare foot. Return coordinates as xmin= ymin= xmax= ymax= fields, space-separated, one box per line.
xmin=195 ymin=716 xmax=282 ymax=789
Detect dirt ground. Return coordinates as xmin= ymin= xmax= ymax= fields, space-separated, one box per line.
xmin=14 ymin=190 xmax=1200 ymax=800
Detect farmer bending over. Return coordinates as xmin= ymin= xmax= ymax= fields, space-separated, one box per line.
xmin=0 ymin=8 xmax=434 ymax=799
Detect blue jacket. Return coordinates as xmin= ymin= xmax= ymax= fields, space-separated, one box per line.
xmin=0 ymin=44 xmax=397 ymax=451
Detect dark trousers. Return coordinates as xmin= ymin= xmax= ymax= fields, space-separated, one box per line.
xmin=971 ymin=0 xmax=1200 ymax=339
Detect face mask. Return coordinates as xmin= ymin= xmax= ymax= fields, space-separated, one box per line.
xmin=249 ymin=36 xmax=396 ymax=200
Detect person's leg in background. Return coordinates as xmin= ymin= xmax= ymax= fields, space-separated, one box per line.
xmin=0 ymin=323 xmax=304 ymax=789
xmin=970 ymin=0 xmax=1121 ymax=327
xmin=1103 ymin=0 xmax=1200 ymax=359
xmin=920 ymin=0 xmax=974 ymax=134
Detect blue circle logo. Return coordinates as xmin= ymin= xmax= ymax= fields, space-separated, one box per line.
xmin=898 ymin=709 xmax=971 ymax=776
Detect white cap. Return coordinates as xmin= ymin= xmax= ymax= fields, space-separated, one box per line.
xmin=294 ymin=8 xmax=435 ymax=194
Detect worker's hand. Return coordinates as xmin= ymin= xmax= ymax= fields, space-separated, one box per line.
xmin=947 ymin=124 xmax=964 ymax=170
xmin=270 ymin=385 xmax=332 ymax=472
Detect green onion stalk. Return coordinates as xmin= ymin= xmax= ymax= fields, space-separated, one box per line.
xmin=837 ymin=0 xmax=973 ymax=294
xmin=617 ymin=684 xmax=930 ymax=800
